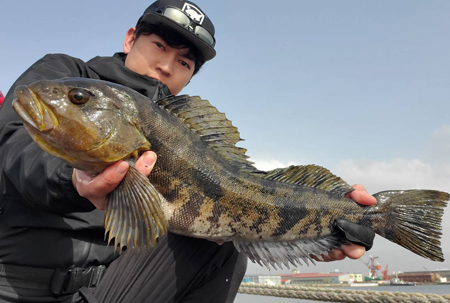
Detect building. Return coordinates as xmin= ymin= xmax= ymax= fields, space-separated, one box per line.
xmin=432 ymin=270 xmax=450 ymax=279
xmin=398 ymin=272 xmax=438 ymax=283
xmin=397 ymin=270 xmax=450 ymax=283
xmin=279 ymin=273 xmax=363 ymax=285
xmin=348 ymin=273 xmax=364 ymax=283
xmin=243 ymin=275 xmax=281 ymax=285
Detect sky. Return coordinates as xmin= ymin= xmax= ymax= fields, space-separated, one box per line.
xmin=1 ymin=1 xmax=450 ymax=277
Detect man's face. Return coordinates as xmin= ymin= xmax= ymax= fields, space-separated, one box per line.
xmin=123 ymin=29 xmax=195 ymax=95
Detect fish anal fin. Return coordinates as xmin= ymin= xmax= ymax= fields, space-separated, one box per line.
xmin=232 ymin=236 xmax=345 ymax=270
xmin=104 ymin=165 xmax=168 ymax=252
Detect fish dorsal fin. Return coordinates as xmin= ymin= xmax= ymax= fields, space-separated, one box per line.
xmin=262 ymin=165 xmax=354 ymax=197
xmin=156 ymin=95 xmax=260 ymax=173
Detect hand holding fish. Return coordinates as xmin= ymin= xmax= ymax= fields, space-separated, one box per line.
xmin=72 ymin=151 xmax=157 ymax=209
xmin=314 ymin=184 xmax=376 ymax=261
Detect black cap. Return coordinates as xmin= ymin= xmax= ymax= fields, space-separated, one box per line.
xmin=138 ymin=0 xmax=216 ymax=61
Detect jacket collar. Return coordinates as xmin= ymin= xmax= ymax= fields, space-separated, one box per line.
xmin=87 ymin=53 xmax=171 ymax=101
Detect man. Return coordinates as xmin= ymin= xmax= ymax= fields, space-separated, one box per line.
xmin=0 ymin=0 xmax=375 ymax=302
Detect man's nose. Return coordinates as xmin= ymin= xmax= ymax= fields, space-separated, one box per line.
xmin=156 ymin=57 xmax=173 ymax=77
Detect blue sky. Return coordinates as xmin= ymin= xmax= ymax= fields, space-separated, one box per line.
xmin=1 ymin=1 xmax=450 ymax=276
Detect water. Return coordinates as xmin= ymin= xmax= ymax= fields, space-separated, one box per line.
xmin=234 ymin=284 xmax=450 ymax=303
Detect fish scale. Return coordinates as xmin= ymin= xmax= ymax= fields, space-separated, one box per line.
xmin=12 ymin=78 xmax=449 ymax=269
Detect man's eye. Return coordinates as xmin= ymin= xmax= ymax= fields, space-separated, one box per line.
xmin=180 ymin=60 xmax=190 ymax=69
xmin=155 ymin=42 xmax=163 ymax=49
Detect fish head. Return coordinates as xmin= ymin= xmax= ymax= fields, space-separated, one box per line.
xmin=13 ymin=78 xmax=151 ymax=174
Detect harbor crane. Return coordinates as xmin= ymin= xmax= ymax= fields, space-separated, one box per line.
xmin=360 ymin=255 xmax=389 ymax=280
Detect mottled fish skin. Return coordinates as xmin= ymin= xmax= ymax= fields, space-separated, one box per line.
xmin=13 ymin=78 xmax=449 ymax=268
xmin=157 ymin=166 xmax=359 ymax=241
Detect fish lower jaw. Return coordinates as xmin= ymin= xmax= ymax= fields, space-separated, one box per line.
xmin=23 ymin=123 xmax=41 ymax=140
xmin=13 ymin=100 xmax=39 ymax=130
xmin=13 ymin=98 xmax=55 ymax=132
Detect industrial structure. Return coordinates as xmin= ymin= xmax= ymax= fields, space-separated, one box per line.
xmin=360 ymin=256 xmax=389 ymax=281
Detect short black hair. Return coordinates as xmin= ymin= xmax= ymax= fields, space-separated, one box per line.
xmin=135 ymin=21 xmax=205 ymax=75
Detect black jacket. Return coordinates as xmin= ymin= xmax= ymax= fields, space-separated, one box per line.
xmin=0 ymin=53 xmax=170 ymax=269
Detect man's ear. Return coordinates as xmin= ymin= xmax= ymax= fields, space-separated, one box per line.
xmin=123 ymin=27 xmax=136 ymax=54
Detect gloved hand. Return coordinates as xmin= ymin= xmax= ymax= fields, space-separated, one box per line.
xmin=334 ymin=218 xmax=375 ymax=251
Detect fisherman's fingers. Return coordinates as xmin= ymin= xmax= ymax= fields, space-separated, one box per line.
xmin=72 ymin=161 xmax=130 ymax=209
xmin=311 ymin=243 xmax=365 ymax=262
xmin=311 ymin=249 xmax=347 ymax=262
xmin=134 ymin=151 xmax=157 ymax=176
xmin=348 ymin=184 xmax=377 ymax=206
xmin=339 ymin=243 xmax=366 ymax=259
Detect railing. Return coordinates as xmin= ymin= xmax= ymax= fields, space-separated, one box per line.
xmin=239 ymin=283 xmax=450 ymax=303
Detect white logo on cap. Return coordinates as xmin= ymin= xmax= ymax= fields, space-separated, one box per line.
xmin=182 ymin=3 xmax=204 ymax=25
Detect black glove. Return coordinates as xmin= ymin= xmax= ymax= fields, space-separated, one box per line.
xmin=334 ymin=219 xmax=375 ymax=251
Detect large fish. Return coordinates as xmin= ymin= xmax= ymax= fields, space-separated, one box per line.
xmin=12 ymin=78 xmax=448 ymax=269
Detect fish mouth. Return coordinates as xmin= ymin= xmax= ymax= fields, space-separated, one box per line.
xmin=13 ymin=85 xmax=115 ymax=154
xmin=12 ymin=86 xmax=57 ymax=133
xmin=87 ymin=128 xmax=115 ymax=152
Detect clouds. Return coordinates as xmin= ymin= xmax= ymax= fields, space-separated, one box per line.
xmin=252 ymin=155 xmax=450 ymax=194
xmin=250 ymin=159 xmax=298 ymax=172
xmin=334 ymin=158 xmax=450 ymax=193
xmin=253 ymin=123 xmax=450 ymax=200
xmin=333 ymin=124 xmax=450 ymax=195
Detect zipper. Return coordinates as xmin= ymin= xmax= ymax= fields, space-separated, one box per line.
xmin=152 ymin=83 xmax=165 ymax=101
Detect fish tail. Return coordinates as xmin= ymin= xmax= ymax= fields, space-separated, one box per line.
xmin=370 ymin=190 xmax=449 ymax=261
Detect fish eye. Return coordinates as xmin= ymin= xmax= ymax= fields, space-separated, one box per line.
xmin=68 ymin=88 xmax=90 ymax=104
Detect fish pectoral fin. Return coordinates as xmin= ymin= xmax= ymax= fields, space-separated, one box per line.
xmin=232 ymin=236 xmax=346 ymax=270
xmin=104 ymin=166 xmax=168 ymax=252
